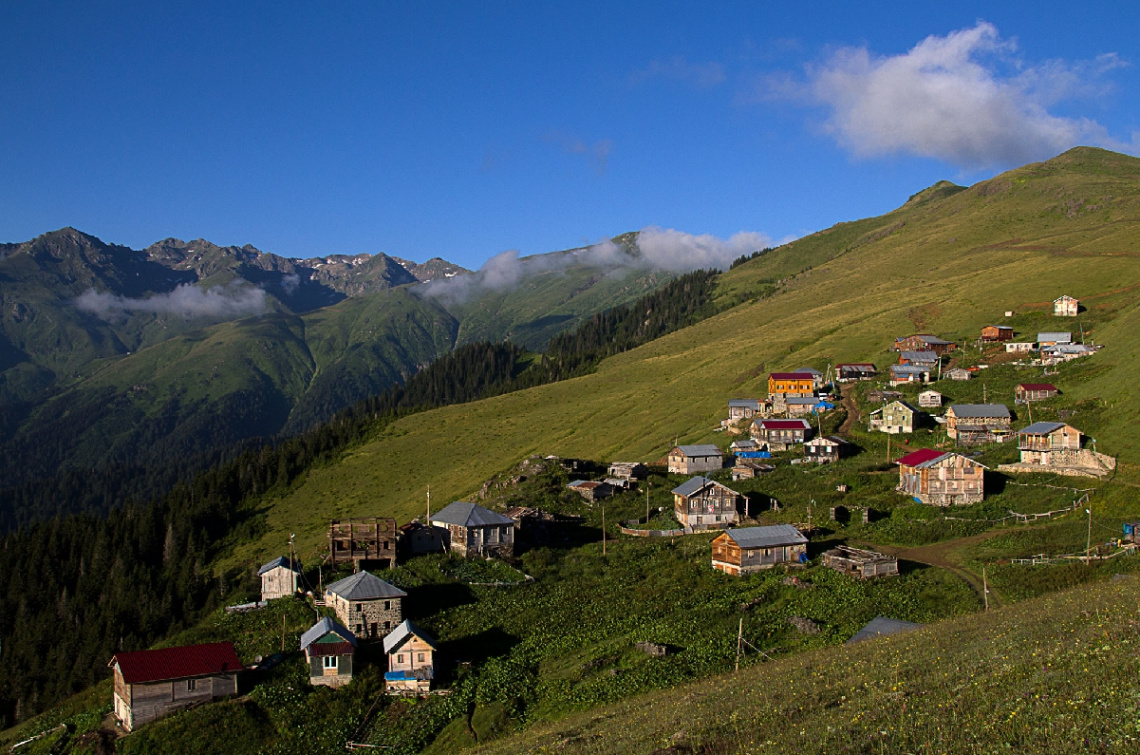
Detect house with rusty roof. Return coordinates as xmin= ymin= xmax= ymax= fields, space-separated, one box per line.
xmin=567 ymin=479 xmax=613 ymax=502
xmin=710 ymin=525 xmax=808 ymax=575
xmin=109 ymin=642 xmax=241 ymax=732
xmin=896 ymin=448 xmax=986 ymax=506
xmin=302 ymin=617 xmax=357 ymax=688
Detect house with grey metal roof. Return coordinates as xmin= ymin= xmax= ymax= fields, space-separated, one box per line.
xmin=997 ymin=421 xmax=1116 ymax=478
xmin=324 ymin=571 xmax=407 ymax=640
xmin=383 ymin=620 xmax=438 ymax=695
xmin=667 ymin=444 xmax=724 ymax=475
xmin=301 ymin=617 xmax=356 ymax=688
xmin=672 ymin=476 xmax=741 ymax=531
xmin=430 ymin=501 xmax=516 ymax=558
xmin=727 ymin=399 xmax=763 ymax=421
xmin=946 ymin=404 xmax=1012 ymax=445
xmin=710 ymin=525 xmax=808 ymax=575
xmin=258 ymin=556 xmax=301 ymax=601
xmin=899 ymin=350 xmax=938 ymax=367
xmin=846 ymin=616 xmax=923 ymax=644
xmin=889 ymin=364 xmax=930 ymax=386
xmin=1037 ymin=332 xmax=1072 ymax=347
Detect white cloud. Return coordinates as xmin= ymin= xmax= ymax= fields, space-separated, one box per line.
xmin=76 ymin=281 xmax=268 ymax=320
xmin=782 ymin=22 xmax=1135 ymax=168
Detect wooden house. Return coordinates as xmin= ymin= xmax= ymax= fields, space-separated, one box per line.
xmin=109 ymin=642 xmax=241 ymax=732
xmin=889 ymin=364 xmax=930 ymax=386
xmin=430 ymin=501 xmax=516 ymax=558
xmin=710 ymin=525 xmax=808 ymax=575
xmin=767 ymin=372 xmax=816 ymax=398
xmin=1037 ymin=332 xmax=1072 ymax=347
xmin=847 ymin=616 xmax=923 ymax=645
xmin=667 ymin=444 xmax=724 ymax=474
xmin=383 ymin=620 xmax=437 ymax=695
xmin=607 ymin=461 xmax=647 ymax=480
xmin=328 ymin=518 xmax=397 ymax=569
xmin=325 ymin=571 xmax=407 ymax=640
xmin=836 ymin=363 xmax=877 ymax=382
xmin=898 ymin=350 xmax=938 ymax=367
xmin=1005 ymin=342 xmax=1036 ymax=353
xmin=750 ymin=418 xmax=813 ymax=451
xmin=1054 ymin=295 xmax=1079 ymax=317
xmin=727 ymin=399 xmax=762 ymax=420
xmin=258 ymin=556 xmax=300 ymax=601
xmin=567 ymin=479 xmax=613 ymax=502
xmin=730 ymin=438 xmax=760 ymax=454
xmin=803 ymin=436 xmax=842 ymax=464
xmin=918 ymin=390 xmax=942 ymax=408
xmin=793 ymin=367 xmax=825 ymax=390
xmin=397 ymin=520 xmax=448 ymax=558
xmin=868 ymin=389 xmax=903 ymax=403
xmin=821 ymin=545 xmax=898 ymax=579
xmin=868 ymin=400 xmax=918 ymax=434
xmin=731 ymin=461 xmax=774 ymax=481
xmin=785 ymin=396 xmax=820 ymax=416
xmin=1002 ymin=422 xmax=1116 ymax=478
xmin=981 ymin=325 xmax=1014 ymax=342
xmin=301 ymin=617 xmax=356 ymax=688
xmin=944 ymin=368 xmax=971 ymax=381
xmin=896 ymin=449 xmax=986 ymax=506
xmin=893 ymin=334 xmax=955 ymax=355
xmin=672 ymin=476 xmax=740 ymax=530
xmin=946 ymin=404 xmax=1012 ymax=445
xmin=1015 ymin=383 xmax=1058 ymax=403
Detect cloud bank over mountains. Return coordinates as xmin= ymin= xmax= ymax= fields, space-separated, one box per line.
xmin=420 ymin=226 xmax=773 ymax=304
xmin=76 ymin=281 xmax=268 ymax=320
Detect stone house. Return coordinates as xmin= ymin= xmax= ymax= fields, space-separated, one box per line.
xmin=109 ymin=642 xmax=241 ymax=732
xmin=710 ymin=525 xmax=808 ymax=575
xmin=301 ymin=617 xmax=356 ymax=688
xmin=430 ymin=501 xmax=516 ymax=558
xmin=324 ymin=571 xmax=407 ymax=641
xmin=672 ymin=476 xmax=740 ymax=530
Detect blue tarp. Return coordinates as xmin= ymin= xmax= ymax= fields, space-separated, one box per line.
xmin=813 ymin=401 xmax=835 ymax=411
xmin=737 ymin=451 xmax=772 ymax=459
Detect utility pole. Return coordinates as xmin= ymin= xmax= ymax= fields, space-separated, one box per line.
xmin=289 ymin=533 xmax=297 ymax=596
xmin=602 ymin=502 xmax=607 ymax=557
xmin=1086 ymin=507 xmax=1093 ymax=563
xmin=427 ymin=485 xmax=431 ymax=521
xmin=807 ymin=498 xmax=814 ymax=535
xmin=982 ymin=566 xmax=989 ymax=611
xmin=281 ymin=613 xmax=286 ymax=652
xmin=735 ymin=618 xmax=743 ymax=672
xmin=983 ymin=383 xmax=988 ymax=404
xmin=646 ymin=482 xmax=650 ymax=524
xmin=886 ymin=431 xmax=891 ymax=462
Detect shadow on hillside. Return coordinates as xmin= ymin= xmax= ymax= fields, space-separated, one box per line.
xmin=404 ymin=583 xmax=477 ymax=620
xmin=441 ymin=627 xmax=520 ymax=668
xmin=896 ymin=559 xmax=931 ymax=576
xmin=986 ymin=471 xmax=1011 ymax=496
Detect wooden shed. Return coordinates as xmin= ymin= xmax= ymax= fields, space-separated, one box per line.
xmin=821 ymin=545 xmax=898 ymax=579
xmin=710 ymin=525 xmax=808 ymax=575
xmin=1015 ymin=383 xmax=1058 ymax=403
xmin=301 ymin=617 xmax=356 ymax=688
xmin=258 ymin=556 xmax=300 ymax=601
xmin=980 ymin=325 xmax=1014 ymax=342
xmin=109 ymin=642 xmax=241 ymax=732
xmin=836 ymin=363 xmax=877 ymax=382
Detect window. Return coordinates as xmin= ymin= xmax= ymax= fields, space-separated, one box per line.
xmin=356 ymin=603 xmax=363 ymax=612
xmin=417 ymin=653 xmax=424 ymax=663
xmin=323 ymin=656 xmax=338 ymax=670
xmin=186 ymin=679 xmax=196 ymax=692
xmin=384 ymin=600 xmax=390 ymax=610
xmin=397 ymin=654 xmax=404 ymax=664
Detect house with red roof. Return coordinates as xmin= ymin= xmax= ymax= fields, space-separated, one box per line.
xmin=109 ymin=641 xmax=241 ymax=731
xmin=750 ymin=418 xmax=813 ymax=451
xmin=767 ymin=372 xmax=816 ymax=398
xmin=896 ymin=449 xmax=986 ymax=506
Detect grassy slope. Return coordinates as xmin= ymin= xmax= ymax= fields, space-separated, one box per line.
xmin=237 ymin=146 xmax=1140 ymax=565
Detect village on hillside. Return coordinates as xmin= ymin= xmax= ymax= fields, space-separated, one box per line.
xmin=103 ymin=293 xmax=1140 ymax=744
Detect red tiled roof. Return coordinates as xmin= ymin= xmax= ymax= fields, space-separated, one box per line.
xmin=895 ymin=448 xmax=947 ymax=468
xmin=1018 ymin=383 xmax=1057 ymax=392
xmin=769 ymin=372 xmax=815 ymax=381
xmin=111 ymin=642 xmax=241 ymax=684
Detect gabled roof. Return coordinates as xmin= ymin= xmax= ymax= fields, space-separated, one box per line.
xmin=568 ymin=480 xmax=605 ymax=490
xmin=728 ymin=399 xmax=761 ymax=408
xmin=983 ymin=324 xmax=1014 ymax=331
xmin=769 ymin=372 xmax=816 ymax=381
xmin=382 ymin=619 xmax=438 ymax=654
xmin=325 ymin=571 xmax=407 ymax=601
xmin=793 ymin=367 xmax=823 ymax=376
xmin=753 ymin=418 xmax=812 ymax=430
xmin=890 ymin=364 xmax=929 ymax=375
xmin=949 ymin=404 xmax=1010 ymax=419
xmin=1018 ymin=383 xmax=1057 ymax=392
xmin=723 ymin=525 xmax=807 ymax=549
xmin=873 ymin=399 xmax=917 ymax=413
xmin=900 ymin=350 xmax=937 ymax=361
xmin=836 ymin=363 xmax=876 ymax=370
xmin=430 ymin=501 xmax=515 ymax=528
xmin=301 ymin=617 xmax=357 ymax=652
xmin=674 ymin=444 xmax=723 ymax=457
xmin=898 ymin=334 xmax=952 ymax=345
xmin=786 ymin=396 xmax=820 ymax=405
xmin=1037 ymin=332 xmax=1072 ymax=342
xmin=846 ymin=616 xmax=923 ymax=644
xmin=671 ymin=476 xmax=738 ymax=498
xmin=804 ymin=436 xmax=840 ymax=447
xmin=258 ymin=556 xmax=301 ymax=576
xmin=110 ymin=642 xmax=241 ymax=685
xmin=895 ymin=448 xmax=948 ymax=467
xmin=1054 ymin=294 xmax=1078 ymax=302
xmin=1019 ymin=421 xmax=1069 ymax=435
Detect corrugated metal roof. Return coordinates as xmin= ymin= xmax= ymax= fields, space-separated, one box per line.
xmin=753 ymin=419 xmax=812 ymax=429
xmin=257 ymin=556 xmax=300 ymax=577
xmin=430 ymin=501 xmax=516 ymax=527
xmin=1019 ymin=421 xmax=1068 ymax=435
xmin=111 ymin=642 xmax=241 ymax=685
xmin=846 ymin=616 xmax=923 ymax=644
xmin=950 ymin=404 xmax=1011 ymax=418
xmin=793 ymin=367 xmax=823 ymax=376
xmin=895 ymin=448 xmax=948 ymax=467
xmin=724 ymin=525 xmax=806 ymax=549
xmin=890 ymin=365 xmax=929 ymax=375
xmin=900 ymin=350 xmax=937 ymax=361
xmin=671 ymin=476 xmax=737 ymax=498
xmin=675 ymin=444 xmax=723 ymax=457
xmin=769 ymin=372 xmax=816 ymax=380
xmin=1037 ymin=332 xmax=1072 ymax=342
xmin=1018 ymin=383 xmax=1057 ymax=392
xmin=301 ymin=617 xmax=357 ymax=652
xmin=382 ymin=619 xmax=438 ymax=654
xmin=728 ymin=399 xmax=761 ymax=408
xmin=325 ymin=571 xmax=407 ymax=601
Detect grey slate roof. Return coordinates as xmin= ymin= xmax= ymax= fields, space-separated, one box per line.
xmin=1020 ymin=421 xmax=1068 ymax=435
xmin=325 ymin=571 xmax=407 ymax=601
xmin=846 ymin=616 xmax=924 ymax=644
xmin=890 ymin=365 xmax=929 ymax=375
xmin=724 ymin=524 xmax=807 ymax=549
xmin=382 ymin=619 xmax=438 ymax=654
xmin=301 ymin=617 xmax=357 ymax=651
xmin=675 ymin=444 xmax=723 ymax=457
xmin=1037 ymin=332 xmax=1072 ymax=343
xmin=258 ymin=556 xmax=300 ymax=576
xmin=793 ymin=367 xmax=823 ymax=376
xmin=430 ymin=501 xmax=515 ymax=528
xmin=950 ymin=404 xmax=1011 ymax=418
xmin=671 ymin=476 xmax=737 ymax=498
xmin=900 ymin=350 xmax=937 ymax=362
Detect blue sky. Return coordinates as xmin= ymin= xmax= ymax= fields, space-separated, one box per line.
xmin=2 ymin=1 xmax=1137 ymax=269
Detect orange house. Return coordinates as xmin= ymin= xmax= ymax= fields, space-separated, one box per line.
xmin=767 ymin=372 xmax=815 ymax=398
xmin=980 ymin=325 xmax=1014 ymax=342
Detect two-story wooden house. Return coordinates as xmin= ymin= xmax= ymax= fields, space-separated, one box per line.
xmin=1003 ymin=422 xmax=1116 ymax=478
xmin=672 ymin=476 xmax=741 ymax=530
xmin=301 ymin=617 xmax=356 ymax=688
xmin=750 ymin=418 xmax=813 ymax=451
xmin=945 ymin=404 xmax=1012 ymax=445
xmin=893 ymin=334 xmax=955 ymax=355
xmin=710 ymin=525 xmax=808 ymax=575
xmin=1054 ymin=295 xmax=1079 ymax=316
xmin=109 ymin=642 xmax=241 ymax=732
xmin=430 ymin=501 xmax=516 ymax=558
xmin=383 ymin=620 xmax=438 ymax=695
xmin=980 ymin=325 xmax=1014 ymax=342
xmin=898 ymin=350 xmax=938 ymax=368
xmin=1015 ymin=383 xmax=1058 ymax=403
xmin=325 ymin=571 xmax=407 ymax=641
xmin=803 ymin=436 xmax=843 ymax=464
xmin=767 ymin=372 xmax=816 ymax=398
xmin=667 ymin=444 xmax=724 ymax=474
xmin=868 ymin=400 xmax=918 ymax=434
xmin=896 ymin=448 xmax=986 ymax=506
xmin=836 ymin=363 xmax=877 ymax=382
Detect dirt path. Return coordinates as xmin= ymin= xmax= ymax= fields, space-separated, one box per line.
xmin=838 ymin=384 xmax=860 ymax=435
xmin=861 ymin=531 xmax=1008 ymax=609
